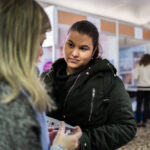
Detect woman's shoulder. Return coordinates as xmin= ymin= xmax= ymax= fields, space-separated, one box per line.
xmin=144 ymin=64 xmax=150 ymax=69
xmin=0 ymin=82 xmax=41 ymax=149
xmin=0 ymin=82 xmax=38 ymax=129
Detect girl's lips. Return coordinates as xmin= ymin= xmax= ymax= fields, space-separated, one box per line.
xmin=68 ymin=58 xmax=79 ymax=63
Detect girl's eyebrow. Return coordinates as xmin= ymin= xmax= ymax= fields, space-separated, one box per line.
xmin=67 ymin=40 xmax=90 ymax=49
xmin=79 ymin=45 xmax=90 ymax=49
xmin=68 ymin=40 xmax=73 ymax=43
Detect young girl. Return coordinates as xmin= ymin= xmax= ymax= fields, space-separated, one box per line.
xmin=42 ymin=20 xmax=137 ymax=150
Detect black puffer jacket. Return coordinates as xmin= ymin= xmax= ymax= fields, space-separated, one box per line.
xmin=41 ymin=58 xmax=137 ymax=150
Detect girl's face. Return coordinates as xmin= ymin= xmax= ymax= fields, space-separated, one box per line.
xmin=36 ymin=33 xmax=46 ymax=64
xmin=64 ymin=31 xmax=94 ymax=74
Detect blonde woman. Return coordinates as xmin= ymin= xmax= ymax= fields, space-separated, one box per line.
xmin=0 ymin=0 xmax=82 ymax=150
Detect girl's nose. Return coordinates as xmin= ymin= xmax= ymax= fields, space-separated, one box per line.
xmin=72 ymin=48 xmax=79 ymax=57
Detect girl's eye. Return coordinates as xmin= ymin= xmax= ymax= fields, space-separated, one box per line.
xmin=68 ymin=42 xmax=74 ymax=48
xmin=80 ymin=47 xmax=88 ymax=51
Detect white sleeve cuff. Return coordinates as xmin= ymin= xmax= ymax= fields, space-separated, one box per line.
xmin=50 ymin=144 xmax=67 ymax=150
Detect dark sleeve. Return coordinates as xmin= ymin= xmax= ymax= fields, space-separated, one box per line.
xmin=41 ymin=69 xmax=53 ymax=83
xmin=41 ymin=69 xmax=49 ymax=80
xmin=41 ymin=69 xmax=54 ymax=96
xmin=0 ymin=96 xmax=42 ymax=150
xmin=79 ymin=77 xmax=137 ymax=150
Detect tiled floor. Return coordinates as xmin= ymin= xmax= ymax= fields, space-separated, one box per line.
xmin=118 ymin=120 xmax=150 ymax=150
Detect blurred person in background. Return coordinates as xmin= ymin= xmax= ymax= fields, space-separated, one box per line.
xmin=42 ymin=20 xmax=137 ymax=150
xmin=133 ymin=54 xmax=150 ymax=127
xmin=0 ymin=0 xmax=82 ymax=150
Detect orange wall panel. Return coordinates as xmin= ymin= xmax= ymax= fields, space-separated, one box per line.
xmin=143 ymin=29 xmax=150 ymax=39
xmin=101 ymin=20 xmax=116 ymax=33
xmin=58 ymin=10 xmax=86 ymax=25
xmin=119 ymin=24 xmax=134 ymax=36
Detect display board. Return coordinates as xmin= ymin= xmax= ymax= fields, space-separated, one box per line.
xmin=119 ymin=45 xmax=147 ymax=88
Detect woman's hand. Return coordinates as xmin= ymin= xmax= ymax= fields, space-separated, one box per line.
xmin=53 ymin=121 xmax=82 ymax=150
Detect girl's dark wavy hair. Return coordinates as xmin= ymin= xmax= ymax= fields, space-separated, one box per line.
xmin=139 ymin=54 xmax=150 ymax=66
xmin=68 ymin=20 xmax=100 ymax=61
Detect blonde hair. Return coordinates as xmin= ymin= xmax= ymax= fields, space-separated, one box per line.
xmin=0 ymin=0 xmax=53 ymax=112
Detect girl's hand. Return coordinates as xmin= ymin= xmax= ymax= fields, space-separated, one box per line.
xmin=48 ymin=127 xmax=58 ymax=145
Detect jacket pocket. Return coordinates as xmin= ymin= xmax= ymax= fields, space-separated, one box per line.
xmin=89 ymin=88 xmax=95 ymax=122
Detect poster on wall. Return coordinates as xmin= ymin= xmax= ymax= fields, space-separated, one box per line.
xmin=119 ymin=45 xmax=147 ymax=87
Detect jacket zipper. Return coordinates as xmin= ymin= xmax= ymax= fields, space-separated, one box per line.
xmin=62 ymin=74 xmax=81 ymax=115
xmin=89 ymin=88 xmax=95 ymax=122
